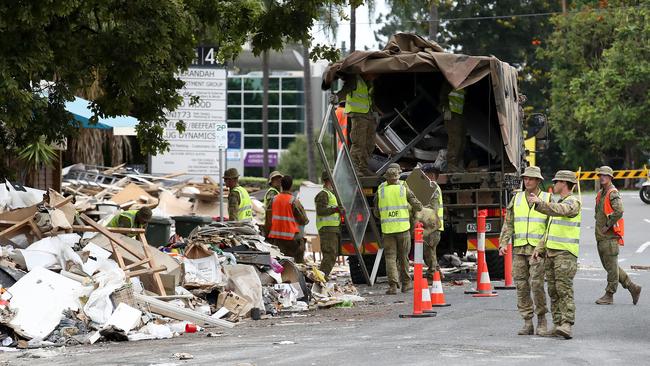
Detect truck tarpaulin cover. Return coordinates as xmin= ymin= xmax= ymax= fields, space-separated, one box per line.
xmin=322 ymin=33 xmax=523 ymax=172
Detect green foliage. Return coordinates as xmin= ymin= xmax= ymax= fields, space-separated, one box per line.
xmin=277 ymin=133 xmax=334 ymax=181
xmin=540 ymin=1 xmax=649 ymax=167
xmin=0 ymin=0 xmax=346 ymax=163
xmin=18 ymin=137 xmax=57 ymax=170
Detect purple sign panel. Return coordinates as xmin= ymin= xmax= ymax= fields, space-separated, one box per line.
xmin=244 ymin=152 xmax=278 ymax=167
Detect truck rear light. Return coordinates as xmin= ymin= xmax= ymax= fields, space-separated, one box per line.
xmin=473 ymin=208 xmax=505 ymax=217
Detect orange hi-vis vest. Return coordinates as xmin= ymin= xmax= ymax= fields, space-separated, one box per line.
xmin=596 ymin=187 xmax=625 ymax=245
xmin=268 ymin=192 xmax=299 ymax=240
xmin=335 ymin=106 xmax=348 ymax=150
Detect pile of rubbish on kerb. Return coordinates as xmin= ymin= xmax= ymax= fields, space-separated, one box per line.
xmin=0 ymin=173 xmax=364 ymax=351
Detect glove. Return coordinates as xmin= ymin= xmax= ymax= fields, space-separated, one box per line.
xmin=328 ymin=94 xmax=339 ymax=105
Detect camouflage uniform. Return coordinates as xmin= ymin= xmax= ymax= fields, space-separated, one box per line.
xmin=595 ymin=186 xmax=632 ymax=294
xmin=373 ymin=171 xmax=423 ymax=290
xmin=227 ymin=187 xmax=241 ymax=221
xmin=424 ymin=182 xmax=442 ymax=278
xmin=265 ymin=193 xmax=310 ymax=263
xmin=498 ymin=188 xmax=548 ymax=323
xmin=534 ymin=195 xmax=581 ymax=329
xmin=438 ymin=83 xmax=466 ymax=172
xmin=335 ymin=77 xmax=377 ymax=176
xmin=315 ymin=187 xmax=340 ymax=276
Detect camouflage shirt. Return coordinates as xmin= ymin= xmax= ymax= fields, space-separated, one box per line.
xmin=498 ymin=188 xmax=544 ymax=256
xmin=594 ymin=185 xmax=623 ymax=241
xmin=425 ymin=181 xmax=442 ymax=231
xmin=534 ymin=194 xmax=581 ymax=257
xmin=315 ymin=188 xmax=341 ymax=233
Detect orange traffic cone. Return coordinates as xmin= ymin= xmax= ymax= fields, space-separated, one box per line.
xmin=473 ymin=255 xmax=498 ymax=297
xmin=400 ymin=223 xmax=436 ymax=318
xmin=420 ymin=277 xmax=435 ymax=313
xmin=430 ymin=271 xmax=451 ymax=307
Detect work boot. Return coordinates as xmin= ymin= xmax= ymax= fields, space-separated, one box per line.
xmin=517 ymin=319 xmax=534 ymax=335
xmin=536 ymin=316 xmax=548 ymax=336
xmin=555 ymin=323 xmax=573 ymax=340
xmin=385 ymin=285 xmax=398 ymax=295
xmin=539 ymin=325 xmax=560 ymax=338
xmin=595 ymin=292 xmax=614 ymax=305
xmin=401 ymin=281 xmax=413 ymax=293
xmin=629 ymin=284 xmax=642 ymax=305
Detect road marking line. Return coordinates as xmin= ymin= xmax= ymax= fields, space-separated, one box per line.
xmin=636 ymin=242 xmax=650 ymax=254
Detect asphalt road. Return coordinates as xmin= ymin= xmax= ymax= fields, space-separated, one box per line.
xmin=2 ymin=192 xmax=650 ymax=366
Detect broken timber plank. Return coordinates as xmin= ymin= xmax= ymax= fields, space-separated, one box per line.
xmin=134 ymin=294 xmax=235 ymax=329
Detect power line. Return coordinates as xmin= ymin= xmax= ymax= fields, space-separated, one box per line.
xmin=313 ymin=4 xmax=649 ymax=26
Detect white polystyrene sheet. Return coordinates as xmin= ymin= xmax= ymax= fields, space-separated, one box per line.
xmin=7 ymin=267 xmax=86 ymax=339
xmin=297 ymin=183 xmax=323 ymax=236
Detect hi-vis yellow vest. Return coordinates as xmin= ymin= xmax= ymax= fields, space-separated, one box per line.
xmin=316 ymin=189 xmax=340 ymax=231
xmin=546 ymin=195 xmax=581 ymax=257
xmin=264 ymin=187 xmax=279 ymax=208
xmin=513 ymin=191 xmax=551 ymax=247
xmin=232 ymin=186 xmax=253 ymax=221
xmin=449 ymin=88 xmax=466 ymax=115
xmin=378 ymin=181 xmax=410 ymax=234
xmin=107 ymin=210 xmax=141 ymax=228
xmin=434 ymin=184 xmax=444 ymax=232
xmin=344 ymin=76 xmax=372 ymax=114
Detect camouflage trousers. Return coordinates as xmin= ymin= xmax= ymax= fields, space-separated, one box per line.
xmin=318 ymin=231 xmax=340 ymax=276
xmin=273 ymin=238 xmax=306 ymax=264
xmin=383 ymin=231 xmax=412 ymax=287
xmin=349 ymin=113 xmax=377 ymax=176
xmin=597 ymin=239 xmax=632 ymax=294
xmin=444 ymin=113 xmax=466 ymax=170
xmin=424 ymin=231 xmax=441 ymax=278
xmin=545 ymin=252 xmax=578 ymax=326
xmin=513 ymin=254 xmax=547 ymax=320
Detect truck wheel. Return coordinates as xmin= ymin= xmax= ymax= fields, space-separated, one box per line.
xmin=348 ymin=254 xmax=386 ymax=284
xmin=485 ymin=251 xmax=505 ymax=280
xmin=640 ymin=187 xmax=650 ymax=204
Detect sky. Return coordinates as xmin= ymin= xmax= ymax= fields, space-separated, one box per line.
xmin=312 ymin=0 xmax=389 ymax=52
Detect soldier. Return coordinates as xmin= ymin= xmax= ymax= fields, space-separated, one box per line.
xmin=421 ymin=164 xmax=444 ymax=280
xmin=332 ymin=73 xmax=379 ymax=176
xmin=373 ymin=163 xmax=423 ymax=294
xmin=107 ymin=207 xmax=152 ymax=230
xmin=594 ymin=166 xmax=641 ymax=305
xmin=224 ymin=168 xmax=253 ymax=222
xmin=264 ymin=171 xmax=283 ymax=209
xmin=531 ymin=170 xmax=581 ymax=339
xmin=498 ymin=166 xmax=550 ymax=335
xmin=265 ymin=175 xmax=309 ymax=263
xmin=315 ymin=171 xmax=343 ymax=277
xmin=438 ymin=81 xmax=467 ymax=173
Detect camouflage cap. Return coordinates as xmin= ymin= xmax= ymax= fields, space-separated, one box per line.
xmin=596 ymin=166 xmax=614 ymax=178
xmin=521 ymin=166 xmax=543 ymax=180
xmin=223 ymin=168 xmax=240 ymax=179
xmin=383 ymin=163 xmax=402 ymax=179
xmin=321 ymin=170 xmax=331 ymax=182
xmin=552 ymin=170 xmax=577 ymax=184
xmin=268 ymin=170 xmax=283 ymax=183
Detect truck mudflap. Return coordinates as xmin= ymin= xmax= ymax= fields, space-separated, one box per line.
xmin=340 ymin=240 xmax=380 ymax=256
xmin=467 ymin=235 xmax=500 ymax=251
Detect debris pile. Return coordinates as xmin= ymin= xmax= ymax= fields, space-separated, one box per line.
xmin=0 ymin=177 xmax=363 ymax=352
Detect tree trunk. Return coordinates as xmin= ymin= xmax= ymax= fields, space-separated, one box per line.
xmin=302 ymin=41 xmax=316 ymax=183
xmin=350 ymin=3 xmax=356 ymax=52
xmin=262 ymin=50 xmax=270 ymax=178
xmin=428 ymin=1 xmax=439 ymax=41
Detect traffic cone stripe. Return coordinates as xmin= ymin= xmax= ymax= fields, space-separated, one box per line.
xmin=430 ymin=271 xmax=451 ymax=307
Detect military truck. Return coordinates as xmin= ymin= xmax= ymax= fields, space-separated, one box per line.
xmin=318 ymin=33 xmax=541 ymax=284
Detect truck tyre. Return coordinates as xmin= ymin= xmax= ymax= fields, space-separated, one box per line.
xmin=348 ymin=254 xmax=386 ymax=284
xmin=640 ymin=186 xmax=650 ymax=204
xmin=486 ymin=251 xmax=505 ymax=280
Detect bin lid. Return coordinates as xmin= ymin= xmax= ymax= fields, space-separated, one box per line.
xmin=171 ymin=216 xmax=212 ymax=223
xmin=148 ymin=216 xmax=174 ymax=225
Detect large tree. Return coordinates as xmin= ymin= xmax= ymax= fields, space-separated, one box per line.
xmin=541 ymin=1 xmax=649 ymax=169
xmin=0 ymin=0 xmax=347 ymax=174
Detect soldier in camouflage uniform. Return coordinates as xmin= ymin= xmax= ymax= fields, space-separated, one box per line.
xmin=531 ymin=170 xmax=581 ymax=340
xmin=315 ymin=171 xmax=343 ymax=277
xmin=421 ymin=164 xmax=444 ymax=279
xmin=593 ymin=166 xmax=641 ymax=305
xmin=373 ymin=163 xmax=423 ymax=294
xmin=498 ymin=166 xmax=549 ymax=335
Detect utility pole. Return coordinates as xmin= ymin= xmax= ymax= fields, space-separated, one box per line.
xmin=350 ymin=2 xmax=356 ymax=52
xmin=262 ymin=50 xmax=270 ymax=178
xmin=561 ymin=0 xmax=567 ymax=14
xmin=429 ymin=0 xmax=439 ymax=41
